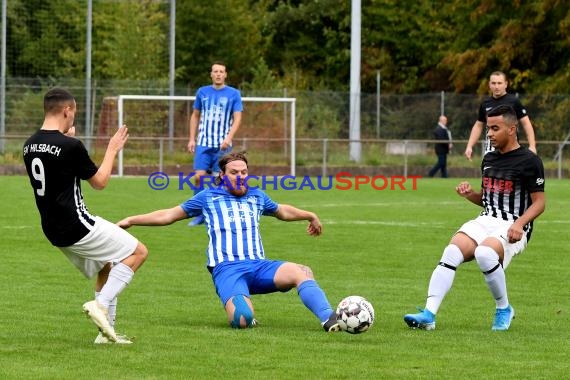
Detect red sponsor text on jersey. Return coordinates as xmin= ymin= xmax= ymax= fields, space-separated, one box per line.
xmin=483 ymin=177 xmax=513 ymax=193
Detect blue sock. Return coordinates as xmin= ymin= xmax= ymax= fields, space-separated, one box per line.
xmin=297 ymin=280 xmax=333 ymax=322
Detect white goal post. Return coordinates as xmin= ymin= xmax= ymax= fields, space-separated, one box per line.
xmin=116 ymin=95 xmax=297 ymax=176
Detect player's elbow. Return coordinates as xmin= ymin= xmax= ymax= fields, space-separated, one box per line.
xmin=273 ymin=206 xmax=293 ymax=221
xmin=88 ymin=179 xmax=107 ymax=190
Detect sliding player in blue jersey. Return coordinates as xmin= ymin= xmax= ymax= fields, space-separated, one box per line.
xmin=118 ymin=151 xmax=340 ymax=332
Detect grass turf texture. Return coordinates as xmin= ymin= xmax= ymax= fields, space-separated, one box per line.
xmin=0 ymin=175 xmax=568 ymax=379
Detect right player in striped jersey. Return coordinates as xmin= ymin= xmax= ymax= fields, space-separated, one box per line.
xmin=405 ymin=104 xmax=545 ymax=331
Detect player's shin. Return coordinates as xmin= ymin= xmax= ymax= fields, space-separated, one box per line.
xmin=97 ymin=263 xmax=134 ymax=308
xmin=297 ymin=280 xmax=333 ymax=322
xmin=475 ymin=246 xmax=508 ymax=309
xmin=426 ymin=244 xmax=464 ymax=314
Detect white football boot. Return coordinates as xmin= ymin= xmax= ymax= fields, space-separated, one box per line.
xmin=82 ymin=300 xmax=118 ymax=342
xmin=94 ymin=332 xmax=133 ymax=344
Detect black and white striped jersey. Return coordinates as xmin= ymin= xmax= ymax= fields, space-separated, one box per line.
xmin=479 ymin=146 xmax=544 ymax=240
xmin=23 ymin=130 xmax=98 ymax=247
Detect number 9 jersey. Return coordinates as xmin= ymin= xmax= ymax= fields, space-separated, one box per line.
xmin=23 ymin=130 xmax=98 ymax=247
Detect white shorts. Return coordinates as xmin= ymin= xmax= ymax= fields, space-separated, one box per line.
xmin=457 ymin=214 xmax=527 ymax=269
xmin=59 ymin=216 xmax=138 ymax=279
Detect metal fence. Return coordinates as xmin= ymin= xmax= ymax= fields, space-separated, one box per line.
xmin=4 ymin=134 xmax=569 ymax=179
xmin=2 ymin=81 xmax=569 ymax=158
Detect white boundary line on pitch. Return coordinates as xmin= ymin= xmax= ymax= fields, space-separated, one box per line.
xmin=307 ymin=201 xmax=463 ymax=208
xmin=322 ymin=219 xmax=570 ymax=226
xmin=323 ymin=220 xmax=447 ymax=227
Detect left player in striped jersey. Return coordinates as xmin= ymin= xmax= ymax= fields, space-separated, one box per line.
xmin=404 ymin=105 xmax=545 ymax=331
xmin=118 ymin=152 xmax=340 ymax=332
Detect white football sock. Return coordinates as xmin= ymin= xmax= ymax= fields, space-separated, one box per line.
xmin=475 ymin=245 xmax=508 ymax=309
xmin=95 ymin=291 xmax=117 ymax=326
xmin=96 ymin=263 xmax=134 ymax=308
xmin=426 ymin=244 xmax=464 ymax=314
xmin=108 ymin=297 xmax=117 ymax=327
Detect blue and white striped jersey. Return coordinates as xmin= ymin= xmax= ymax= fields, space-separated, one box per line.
xmin=180 ymin=188 xmax=279 ymax=267
xmin=193 ymin=85 xmax=243 ymax=148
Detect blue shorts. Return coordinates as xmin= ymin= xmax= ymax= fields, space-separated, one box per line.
xmin=210 ymin=260 xmax=288 ymax=305
xmin=193 ymin=145 xmax=231 ymax=173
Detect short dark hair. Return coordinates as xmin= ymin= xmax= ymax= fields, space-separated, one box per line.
xmin=44 ymin=88 xmax=75 ymax=114
xmin=487 ymin=105 xmax=517 ymax=126
xmin=211 ymin=61 xmax=227 ymax=70
xmin=490 ymin=71 xmax=507 ymax=81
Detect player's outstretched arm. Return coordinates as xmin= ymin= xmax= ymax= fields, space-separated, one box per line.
xmin=273 ymin=204 xmax=322 ymax=236
xmin=465 ymin=121 xmax=484 ymax=161
xmin=520 ymin=116 xmax=537 ymax=153
xmin=88 ymin=125 xmax=128 ymax=190
xmin=117 ymin=206 xmax=187 ymax=229
xmin=187 ymin=109 xmax=200 ymax=153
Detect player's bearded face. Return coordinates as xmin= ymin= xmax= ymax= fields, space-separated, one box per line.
xmin=223 ymin=160 xmax=248 ymax=196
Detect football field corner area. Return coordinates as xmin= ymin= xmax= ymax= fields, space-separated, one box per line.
xmin=1 ymin=176 xmax=568 ymax=379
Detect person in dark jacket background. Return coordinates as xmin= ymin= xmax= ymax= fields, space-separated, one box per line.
xmin=428 ymin=115 xmax=452 ymax=178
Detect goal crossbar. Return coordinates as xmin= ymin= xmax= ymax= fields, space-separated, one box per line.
xmin=116 ymin=95 xmax=297 ymax=177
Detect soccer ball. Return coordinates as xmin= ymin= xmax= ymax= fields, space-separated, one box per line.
xmin=335 ymin=296 xmax=375 ymax=334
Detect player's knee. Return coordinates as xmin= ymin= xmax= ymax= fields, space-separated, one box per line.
xmin=136 ymin=242 xmax=149 ymax=262
xmin=230 ymin=295 xmax=254 ymax=329
xmin=474 ymin=245 xmax=500 ymax=273
xmin=127 ymin=242 xmax=148 ymax=272
xmin=297 ymin=264 xmax=315 ymax=280
xmin=439 ymin=244 xmax=464 ymax=269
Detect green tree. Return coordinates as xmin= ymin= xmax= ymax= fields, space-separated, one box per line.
xmin=175 ymin=0 xmax=263 ymax=88
xmin=92 ymin=0 xmax=168 ymax=80
xmin=261 ymin=0 xmax=351 ymax=91
xmin=440 ymin=0 xmax=570 ymax=94
xmin=362 ymin=0 xmax=455 ymax=93
xmin=7 ymin=0 xmax=84 ymax=77
xmin=5 ymin=0 xmax=570 ymax=96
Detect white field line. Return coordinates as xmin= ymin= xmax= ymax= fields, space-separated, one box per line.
xmin=322 ymin=219 xmax=569 ymax=227
xmin=305 ymin=201 xmax=462 ymax=208
xmin=323 ymin=220 xmax=447 ymax=227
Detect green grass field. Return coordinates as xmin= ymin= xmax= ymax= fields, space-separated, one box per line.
xmin=1 ymin=175 xmax=568 ymax=379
